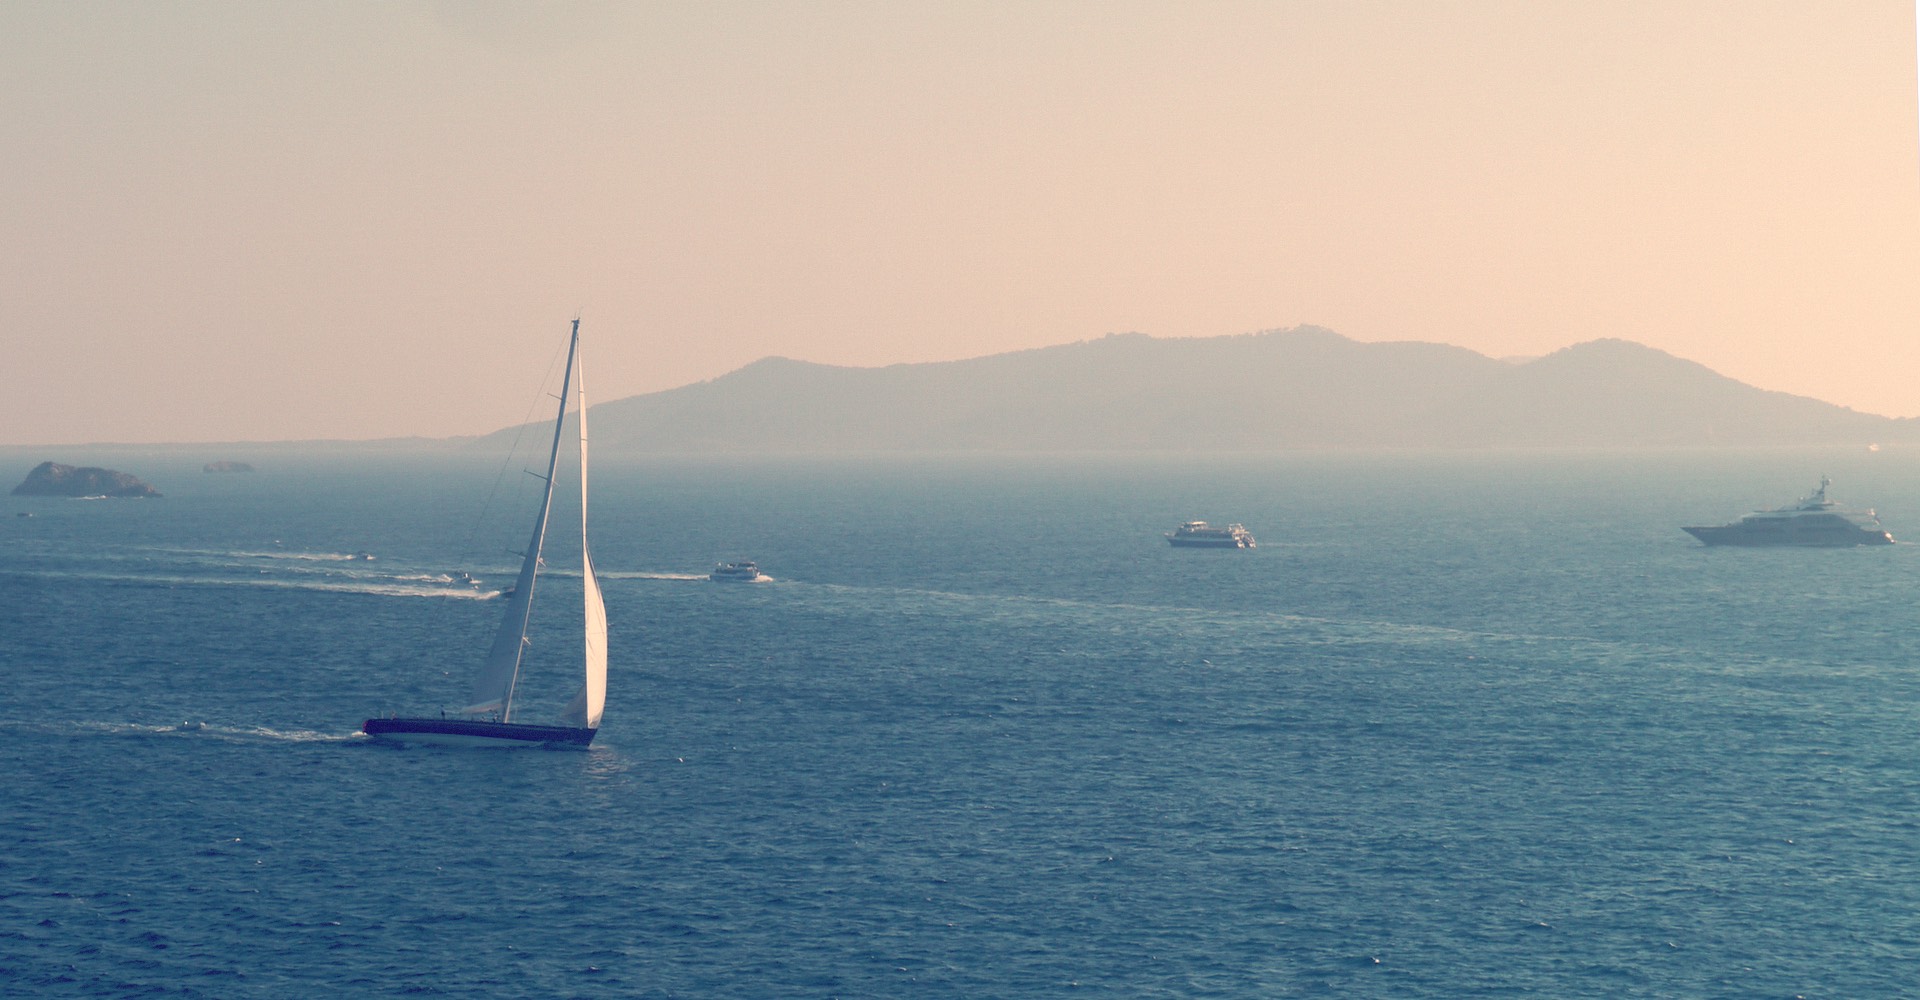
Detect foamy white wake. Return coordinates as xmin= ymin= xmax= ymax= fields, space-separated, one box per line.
xmin=19 ymin=567 xmax=502 ymax=600
xmin=32 ymin=720 xmax=367 ymax=744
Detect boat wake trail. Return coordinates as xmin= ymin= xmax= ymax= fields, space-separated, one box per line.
xmin=153 ymin=722 xmax=365 ymax=744
xmin=5 ymin=567 xmax=504 ymax=599
xmin=5 ymin=720 xmax=368 ymax=745
xmin=149 ymin=546 xmax=380 ymax=563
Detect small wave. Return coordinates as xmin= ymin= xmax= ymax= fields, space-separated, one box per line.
xmin=603 ymin=571 xmax=710 ymax=582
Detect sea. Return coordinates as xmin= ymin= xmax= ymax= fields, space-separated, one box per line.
xmin=4 ymin=446 xmax=1920 ymax=998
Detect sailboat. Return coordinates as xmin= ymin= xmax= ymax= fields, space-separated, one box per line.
xmin=363 ymin=319 xmax=608 ymax=747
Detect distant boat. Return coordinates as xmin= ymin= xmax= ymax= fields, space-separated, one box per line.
xmin=710 ymin=560 xmax=767 ymax=582
xmin=1166 ymin=521 xmax=1256 ymax=548
xmin=1683 ymin=477 xmax=1894 ymax=547
xmin=364 ymin=320 xmax=608 ymax=747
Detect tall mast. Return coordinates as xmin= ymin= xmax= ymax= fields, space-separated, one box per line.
xmin=479 ymin=320 xmax=579 ymax=722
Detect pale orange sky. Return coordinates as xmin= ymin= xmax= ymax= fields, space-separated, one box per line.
xmin=2 ymin=1 xmax=1916 ymax=445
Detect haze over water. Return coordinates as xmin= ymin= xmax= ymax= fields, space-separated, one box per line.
xmin=6 ymin=449 xmax=1920 ymax=995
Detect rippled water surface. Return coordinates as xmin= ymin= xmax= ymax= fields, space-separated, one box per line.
xmin=5 ymin=449 xmax=1920 ymax=997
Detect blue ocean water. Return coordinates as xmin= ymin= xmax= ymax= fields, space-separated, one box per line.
xmin=4 ymin=448 xmax=1920 ymax=997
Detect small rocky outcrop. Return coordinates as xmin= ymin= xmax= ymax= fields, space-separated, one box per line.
xmin=11 ymin=462 xmax=161 ymax=498
xmin=203 ymin=461 xmax=254 ymax=473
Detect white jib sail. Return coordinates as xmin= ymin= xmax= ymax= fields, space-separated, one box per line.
xmin=567 ymin=329 xmax=608 ymax=730
xmin=571 ymin=548 xmax=607 ymax=729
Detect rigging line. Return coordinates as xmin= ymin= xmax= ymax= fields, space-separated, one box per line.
xmin=457 ymin=334 xmax=572 ymax=571
xmin=432 ymin=330 xmax=578 ymax=714
xmin=498 ymin=321 xmax=580 ymax=721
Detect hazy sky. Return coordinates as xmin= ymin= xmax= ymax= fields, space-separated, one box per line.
xmin=3 ymin=1 xmax=1917 ymax=445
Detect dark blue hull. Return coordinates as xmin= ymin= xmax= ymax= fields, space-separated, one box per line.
xmin=362 ymin=717 xmax=596 ymax=747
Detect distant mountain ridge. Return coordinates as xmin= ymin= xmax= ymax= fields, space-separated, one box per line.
xmin=487 ymin=327 xmax=1916 ymax=452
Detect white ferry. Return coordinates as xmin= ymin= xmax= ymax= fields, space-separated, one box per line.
xmin=1166 ymin=521 xmax=1256 ymax=549
xmin=710 ymin=560 xmax=768 ymax=582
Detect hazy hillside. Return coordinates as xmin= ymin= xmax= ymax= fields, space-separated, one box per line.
xmin=479 ymin=327 xmax=1916 ymax=453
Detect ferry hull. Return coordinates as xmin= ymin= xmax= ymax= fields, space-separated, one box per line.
xmin=1165 ymin=520 xmax=1255 ymax=548
xmin=362 ymin=717 xmax=596 ymax=748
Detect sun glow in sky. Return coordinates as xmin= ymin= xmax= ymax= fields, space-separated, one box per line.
xmin=2 ymin=1 xmax=1917 ymax=445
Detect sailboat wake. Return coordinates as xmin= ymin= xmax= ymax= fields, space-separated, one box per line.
xmin=29 ymin=720 xmax=367 ymax=745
